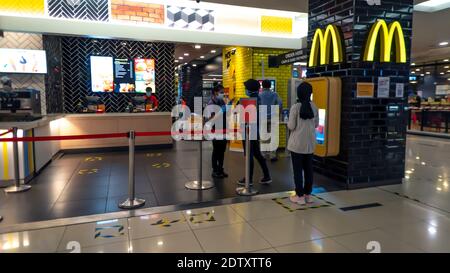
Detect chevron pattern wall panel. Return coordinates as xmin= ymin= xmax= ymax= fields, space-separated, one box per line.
xmin=60 ymin=37 xmax=175 ymax=113
xmin=48 ymin=0 xmax=109 ymax=22
xmin=0 ymin=32 xmax=46 ymax=114
xmin=43 ymin=35 xmax=64 ymax=114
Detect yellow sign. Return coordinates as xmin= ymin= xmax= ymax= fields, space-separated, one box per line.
xmin=363 ymin=20 xmax=406 ymax=63
xmin=357 ymin=83 xmax=375 ymax=98
xmin=308 ymin=25 xmax=344 ymax=67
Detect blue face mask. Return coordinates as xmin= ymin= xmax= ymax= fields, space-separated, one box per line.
xmin=246 ymin=89 xmax=251 ymax=97
xmin=217 ymin=93 xmax=224 ymax=100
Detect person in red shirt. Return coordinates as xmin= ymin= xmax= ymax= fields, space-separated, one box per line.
xmin=145 ymin=87 xmax=159 ymax=112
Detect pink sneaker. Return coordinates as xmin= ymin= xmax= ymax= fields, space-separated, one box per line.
xmin=289 ymin=195 xmax=306 ymax=205
xmin=305 ymin=195 xmax=314 ymax=204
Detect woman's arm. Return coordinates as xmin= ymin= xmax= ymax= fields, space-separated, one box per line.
xmin=314 ymin=105 xmax=319 ymax=128
xmin=287 ymin=104 xmax=298 ymax=131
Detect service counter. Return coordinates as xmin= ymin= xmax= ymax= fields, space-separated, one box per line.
xmin=0 ymin=112 xmax=173 ymax=184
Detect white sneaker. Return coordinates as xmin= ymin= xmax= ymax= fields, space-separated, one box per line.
xmin=305 ymin=195 xmax=314 ymax=204
xmin=289 ymin=195 xmax=306 ymax=205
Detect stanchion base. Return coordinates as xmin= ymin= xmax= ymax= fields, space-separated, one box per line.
xmin=236 ymin=187 xmax=259 ymax=196
xmin=185 ymin=180 xmax=214 ymax=190
xmin=118 ymin=198 xmax=146 ymax=209
xmin=0 ymin=215 xmax=3 ymax=222
xmin=4 ymin=185 xmax=32 ymax=193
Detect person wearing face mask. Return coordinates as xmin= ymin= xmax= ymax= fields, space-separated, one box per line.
xmin=238 ymin=79 xmax=272 ymax=186
xmin=207 ymin=84 xmax=229 ymax=178
xmin=287 ymin=82 xmax=319 ymax=205
xmin=145 ymin=87 xmax=159 ymax=112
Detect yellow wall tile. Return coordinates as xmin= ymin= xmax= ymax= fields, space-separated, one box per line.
xmin=0 ymin=0 xmax=45 ymax=15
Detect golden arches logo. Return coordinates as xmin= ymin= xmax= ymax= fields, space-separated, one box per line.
xmin=308 ymin=25 xmax=344 ymax=67
xmin=363 ymin=20 xmax=406 ymax=63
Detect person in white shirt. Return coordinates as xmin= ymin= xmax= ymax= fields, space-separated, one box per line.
xmin=287 ymin=82 xmax=319 ymax=205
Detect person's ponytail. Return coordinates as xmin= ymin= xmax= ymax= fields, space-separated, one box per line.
xmin=297 ymin=82 xmax=314 ymax=120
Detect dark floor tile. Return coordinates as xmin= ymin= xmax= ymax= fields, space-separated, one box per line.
xmin=107 ymin=181 xmax=153 ymax=197
xmin=105 ymin=193 xmax=158 ymax=213
xmin=150 ymin=177 xmax=190 ymax=193
xmin=0 ymin=203 xmax=53 ymax=226
xmin=68 ymin=174 xmax=110 ymax=185
xmin=155 ymin=188 xmax=222 ymax=206
xmin=109 ymin=175 xmax=150 ymax=185
xmin=57 ymin=185 xmax=108 ymax=202
xmin=49 ymin=199 xmax=107 ymax=219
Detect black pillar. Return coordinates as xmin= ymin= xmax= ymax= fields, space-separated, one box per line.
xmin=308 ymin=0 xmax=413 ymax=188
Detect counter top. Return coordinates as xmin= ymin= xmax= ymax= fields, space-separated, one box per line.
xmin=0 ymin=114 xmax=64 ymax=130
xmin=0 ymin=112 xmax=173 ymax=130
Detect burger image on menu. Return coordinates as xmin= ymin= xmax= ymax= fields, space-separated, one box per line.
xmin=134 ymin=58 xmax=155 ymax=93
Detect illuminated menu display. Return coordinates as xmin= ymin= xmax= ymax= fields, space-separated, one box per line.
xmin=114 ymin=58 xmax=135 ymax=93
xmin=134 ymin=58 xmax=155 ymax=93
xmin=90 ymin=56 xmax=114 ymax=92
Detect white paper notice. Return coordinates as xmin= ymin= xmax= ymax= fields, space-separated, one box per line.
xmin=395 ymin=83 xmax=404 ymax=98
xmin=377 ymin=77 xmax=390 ymax=98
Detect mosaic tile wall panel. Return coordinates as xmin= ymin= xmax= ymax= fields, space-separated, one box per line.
xmin=307 ymin=0 xmax=413 ymax=186
xmin=111 ymin=0 xmax=164 ymax=24
xmin=166 ymin=5 xmax=214 ymax=31
xmin=60 ymin=37 xmax=175 ymax=113
xmin=48 ymin=0 xmax=109 ymax=22
xmin=0 ymin=32 xmax=46 ymax=114
xmin=260 ymin=16 xmax=293 ymax=35
xmin=43 ymin=35 xmax=64 ymax=114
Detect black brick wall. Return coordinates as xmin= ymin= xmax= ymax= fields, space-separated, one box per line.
xmin=307 ymin=0 xmax=413 ymax=187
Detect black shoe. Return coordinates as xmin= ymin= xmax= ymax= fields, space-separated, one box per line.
xmin=237 ymin=178 xmax=253 ymax=186
xmin=260 ymin=177 xmax=272 ymax=185
xmin=220 ymin=171 xmax=229 ymax=178
xmin=212 ymin=172 xmax=224 ymax=178
xmin=270 ymin=157 xmax=278 ymax=162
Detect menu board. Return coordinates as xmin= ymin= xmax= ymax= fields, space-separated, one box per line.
xmin=0 ymin=48 xmax=47 ymax=74
xmin=114 ymin=58 xmax=135 ymax=93
xmin=90 ymin=56 xmax=114 ymax=92
xmin=134 ymin=58 xmax=156 ymax=93
xmin=316 ymin=109 xmax=326 ymax=145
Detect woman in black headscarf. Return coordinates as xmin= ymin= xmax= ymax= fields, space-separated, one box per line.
xmin=287 ymin=82 xmax=319 ymax=205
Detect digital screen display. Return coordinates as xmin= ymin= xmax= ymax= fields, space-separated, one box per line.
xmin=316 ymin=109 xmax=326 ymax=145
xmin=134 ymin=58 xmax=155 ymax=93
xmin=0 ymin=48 xmax=47 ymax=74
xmin=90 ymin=56 xmax=114 ymax=92
xmin=258 ymin=80 xmax=276 ymax=92
xmin=114 ymin=58 xmax=135 ymax=93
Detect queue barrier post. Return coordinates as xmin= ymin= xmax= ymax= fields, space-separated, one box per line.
xmin=4 ymin=127 xmax=32 ymax=193
xmin=119 ymin=130 xmax=145 ymax=209
xmin=185 ymin=134 xmax=214 ymax=190
xmin=236 ymin=123 xmax=258 ymax=196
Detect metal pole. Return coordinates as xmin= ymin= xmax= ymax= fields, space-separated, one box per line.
xmin=185 ymin=140 xmax=214 ymax=190
xmin=236 ymin=123 xmax=258 ymax=196
xmin=119 ymin=130 xmax=145 ymax=209
xmin=4 ymin=127 xmax=31 ymax=193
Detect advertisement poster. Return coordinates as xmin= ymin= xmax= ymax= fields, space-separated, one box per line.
xmin=114 ymin=58 xmax=135 ymax=93
xmin=377 ymin=77 xmax=390 ymax=98
xmin=134 ymin=58 xmax=155 ymax=93
xmin=357 ymin=82 xmax=375 ymax=98
xmin=0 ymin=48 xmax=47 ymax=74
xmin=395 ymin=83 xmax=405 ymax=98
xmin=90 ymin=56 xmax=114 ymax=92
xmin=316 ymin=109 xmax=326 ymax=145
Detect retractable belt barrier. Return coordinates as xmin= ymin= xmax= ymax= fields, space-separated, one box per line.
xmin=0 ymin=127 xmax=242 ymax=215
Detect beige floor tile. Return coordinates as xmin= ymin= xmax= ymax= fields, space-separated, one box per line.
xmin=128 ymin=211 xmax=190 ymax=240
xmin=131 ymin=231 xmax=203 ymax=253
xmin=0 ymin=227 xmax=65 ymax=253
xmin=276 ymin=238 xmax=349 ymax=253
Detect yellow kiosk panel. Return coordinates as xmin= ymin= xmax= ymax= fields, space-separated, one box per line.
xmin=305 ymin=77 xmax=342 ymax=157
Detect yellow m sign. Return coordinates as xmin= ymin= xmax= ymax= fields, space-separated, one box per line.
xmin=308 ymin=25 xmax=344 ymax=67
xmin=363 ymin=20 xmax=407 ymax=63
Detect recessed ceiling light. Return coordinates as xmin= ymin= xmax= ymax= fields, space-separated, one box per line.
xmin=192 ymin=64 xmax=197 ymax=67
xmin=411 ymin=71 xmax=416 ymax=74
xmin=178 ymin=56 xmax=184 ymax=60
xmin=416 ymin=68 xmax=420 ymax=71
xmin=439 ymin=41 xmax=449 ymax=46
xmin=426 ymin=71 xmax=431 ymax=74
xmin=448 ymin=78 xmax=450 ymax=81
xmin=184 ymin=53 xmax=189 ymax=56
xmin=411 ymin=63 xmax=416 ymax=66
xmin=200 ymin=56 xmax=205 ymax=59
xmin=184 ymin=62 xmax=187 ymax=65
xmin=445 ymin=66 xmax=450 ymax=68
xmin=444 ymin=59 xmax=449 ymax=62
xmin=195 ymin=45 xmax=201 ymax=49
xmin=175 ymin=60 xmax=179 ymax=63
xmin=440 ymin=72 xmax=445 ymax=75
xmin=211 ymin=50 xmax=216 ymax=53
xmin=447 ymin=70 xmax=450 ymax=73
xmin=420 ymin=74 xmax=425 ymax=76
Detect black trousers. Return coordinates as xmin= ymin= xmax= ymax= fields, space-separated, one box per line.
xmin=290 ymin=152 xmax=314 ymax=196
xmin=212 ymin=140 xmax=227 ymax=173
xmin=243 ymin=140 xmax=271 ymax=181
